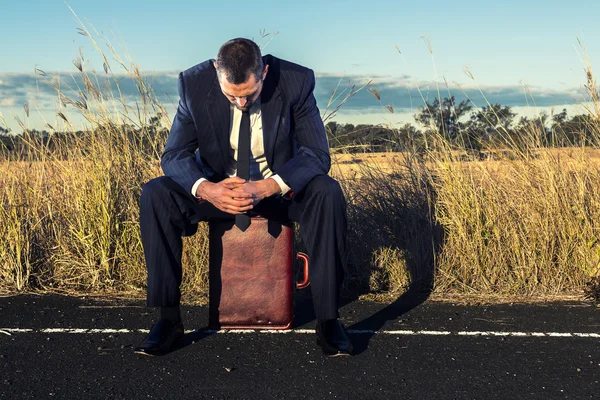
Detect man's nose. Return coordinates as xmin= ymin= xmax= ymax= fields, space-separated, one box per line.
xmin=236 ymin=97 xmax=247 ymax=108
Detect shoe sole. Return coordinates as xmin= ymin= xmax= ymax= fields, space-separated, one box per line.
xmin=134 ymin=349 xmax=158 ymax=357
xmin=328 ymin=352 xmax=351 ymax=358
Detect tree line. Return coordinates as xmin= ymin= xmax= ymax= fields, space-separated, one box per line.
xmin=327 ymin=96 xmax=598 ymax=153
xmin=1 ymin=97 xmax=598 ymax=158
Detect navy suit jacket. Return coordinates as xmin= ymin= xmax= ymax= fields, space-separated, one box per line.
xmin=161 ymin=54 xmax=331 ymax=196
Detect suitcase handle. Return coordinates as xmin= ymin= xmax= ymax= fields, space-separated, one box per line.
xmin=295 ymin=252 xmax=310 ymax=289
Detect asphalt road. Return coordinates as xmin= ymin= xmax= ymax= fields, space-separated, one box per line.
xmin=1 ymin=294 xmax=599 ymax=399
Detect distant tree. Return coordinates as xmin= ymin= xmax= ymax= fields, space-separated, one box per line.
xmin=414 ymin=96 xmax=472 ymax=141
xmin=325 ymin=121 xmax=340 ymax=146
xmin=325 ymin=122 xmax=411 ymax=153
xmin=325 ymin=121 xmax=339 ymax=135
xmin=467 ymin=104 xmax=516 ymax=142
xmin=338 ymin=124 xmax=384 ymax=152
xmin=549 ymin=109 xmax=599 ymax=146
xmin=552 ymin=108 xmax=568 ymax=126
xmin=326 ymin=122 xmax=351 ymax=148
xmin=341 ymin=123 xmax=355 ymax=134
xmin=555 ymin=113 xmax=596 ymax=146
xmin=549 ymin=109 xmax=570 ymax=146
xmin=512 ymin=112 xmax=550 ymax=148
xmin=394 ymin=123 xmax=424 ymax=152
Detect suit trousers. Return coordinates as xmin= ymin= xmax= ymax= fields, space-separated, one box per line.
xmin=139 ymin=174 xmax=348 ymax=320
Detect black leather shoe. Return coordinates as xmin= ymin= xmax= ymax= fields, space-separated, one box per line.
xmin=315 ymin=319 xmax=353 ymax=357
xmin=134 ymin=319 xmax=184 ymax=356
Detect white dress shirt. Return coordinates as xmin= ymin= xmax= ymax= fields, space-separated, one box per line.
xmin=191 ymin=98 xmax=291 ymax=197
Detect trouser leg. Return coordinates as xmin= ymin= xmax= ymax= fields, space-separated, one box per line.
xmin=288 ymin=175 xmax=348 ymax=320
xmin=139 ymin=176 xmax=228 ymax=307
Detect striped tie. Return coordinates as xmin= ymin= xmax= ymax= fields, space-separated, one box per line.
xmin=235 ymin=110 xmax=251 ymax=232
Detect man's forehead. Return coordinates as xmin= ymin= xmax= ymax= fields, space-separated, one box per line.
xmin=220 ymin=75 xmax=260 ymax=95
xmin=221 ymin=74 xmax=257 ymax=87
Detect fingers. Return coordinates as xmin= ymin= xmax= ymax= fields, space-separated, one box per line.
xmin=223 ymin=187 xmax=253 ymax=198
xmin=221 ymin=177 xmax=246 ymax=187
xmin=222 ymin=176 xmax=246 ymax=183
xmin=222 ymin=205 xmax=254 ymax=214
xmin=210 ymin=181 xmax=257 ymax=214
xmin=222 ymin=183 xmax=244 ymax=190
xmin=222 ymin=196 xmax=253 ymax=207
xmin=217 ymin=200 xmax=254 ymax=214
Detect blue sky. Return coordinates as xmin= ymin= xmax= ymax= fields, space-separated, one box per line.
xmin=1 ymin=0 xmax=599 ymax=132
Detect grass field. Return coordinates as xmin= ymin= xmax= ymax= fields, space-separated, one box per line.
xmin=4 ymin=144 xmax=600 ymax=304
xmin=333 ymin=147 xmax=600 ymax=301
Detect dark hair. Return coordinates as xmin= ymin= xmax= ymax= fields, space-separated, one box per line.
xmin=215 ymin=38 xmax=263 ymax=84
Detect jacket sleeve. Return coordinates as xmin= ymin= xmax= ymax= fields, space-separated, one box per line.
xmin=160 ymin=72 xmax=205 ymax=194
xmin=275 ymin=69 xmax=331 ymax=193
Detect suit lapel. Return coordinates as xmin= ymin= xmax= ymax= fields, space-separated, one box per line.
xmin=260 ymin=71 xmax=283 ymax=168
xmin=206 ymin=77 xmax=231 ymax=174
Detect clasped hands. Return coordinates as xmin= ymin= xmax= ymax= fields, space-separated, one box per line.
xmin=196 ymin=177 xmax=281 ymax=215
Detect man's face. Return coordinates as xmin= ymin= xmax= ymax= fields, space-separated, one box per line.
xmin=216 ymin=65 xmax=269 ymax=112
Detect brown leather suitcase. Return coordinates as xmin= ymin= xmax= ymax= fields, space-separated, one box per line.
xmin=208 ymin=217 xmax=309 ymax=330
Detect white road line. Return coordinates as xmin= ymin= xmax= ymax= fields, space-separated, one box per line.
xmin=1 ymin=328 xmax=600 ymax=338
xmin=574 ymin=333 xmax=600 ymax=338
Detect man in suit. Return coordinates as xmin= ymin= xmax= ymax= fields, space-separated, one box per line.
xmin=134 ymin=38 xmax=352 ymax=357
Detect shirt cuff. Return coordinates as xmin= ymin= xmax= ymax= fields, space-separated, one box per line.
xmin=191 ymin=178 xmax=208 ymax=199
xmin=270 ymin=174 xmax=291 ymax=195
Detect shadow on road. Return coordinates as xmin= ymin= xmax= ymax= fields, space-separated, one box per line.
xmin=339 ymin=163 xmax=443 ymax=355
xmin=165 ymin=328 xmax=216 ymax=355
xmin=348 ymin=281 xmax=432 ymax=355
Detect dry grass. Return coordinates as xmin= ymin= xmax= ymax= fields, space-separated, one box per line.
xmin=330 ymin=145 xmax=600 ymax=299
xmin=2 ymin=20 xmax=600 ymax=304
xmin=431 ymin=148 xmax=600 ymax=296
xmin=3 ymin=141 xmax=600 ymax=303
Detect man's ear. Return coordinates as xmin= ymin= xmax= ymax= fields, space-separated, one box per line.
xmin=262 ymin=64 xmax=269 ymax=81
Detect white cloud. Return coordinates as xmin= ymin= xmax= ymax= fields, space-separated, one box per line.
xmin=0 ymin=69 xmax=592 ymax=132
xmin=0 ymin=98 xmax=16 ymax=107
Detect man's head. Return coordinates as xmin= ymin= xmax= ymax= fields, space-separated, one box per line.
xmin=214 ymin=38 xmax=269 ymax=111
